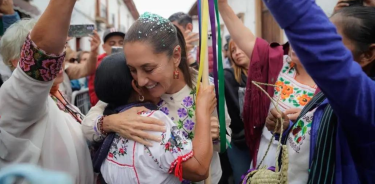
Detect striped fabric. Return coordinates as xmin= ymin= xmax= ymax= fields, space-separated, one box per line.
xmin=281 ymin=92 xmax=337 ymax=183
xmin=308 ymin=103 xmax=337 ymax=184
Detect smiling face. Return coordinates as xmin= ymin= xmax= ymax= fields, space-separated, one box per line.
xmin=124 ymin=41 xmax=182 ymax=98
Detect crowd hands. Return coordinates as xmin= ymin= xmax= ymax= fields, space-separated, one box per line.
xmin=1 ymin=0 xmax=375 ymax=183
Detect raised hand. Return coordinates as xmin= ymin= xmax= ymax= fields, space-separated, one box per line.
xmin=90 ymin=30 xmax=101 ymax=53
xmin=0 ymin=0 xmax=14 ymax=15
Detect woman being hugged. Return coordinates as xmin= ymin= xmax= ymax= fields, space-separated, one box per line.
xmin=83 ymin=12 xmax=232 ymax=184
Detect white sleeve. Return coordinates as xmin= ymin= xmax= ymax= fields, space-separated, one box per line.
xmin=0 ymin=35 xmax=65 ymax=134
xmin=143 ymin=111 xmax=193 ymax=177
xmin=81 ymin=100 xmax=107 ymax=142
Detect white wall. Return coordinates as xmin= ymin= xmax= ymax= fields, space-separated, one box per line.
xmin=218 ymin=0 xmax=337 ymax=42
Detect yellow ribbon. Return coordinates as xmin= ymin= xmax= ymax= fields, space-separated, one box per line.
xmin=196 ymin=0 xmax=210 ymax=92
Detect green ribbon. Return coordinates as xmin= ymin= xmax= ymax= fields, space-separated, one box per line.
xmin=214 ymin=0 xmax=230 ymax=152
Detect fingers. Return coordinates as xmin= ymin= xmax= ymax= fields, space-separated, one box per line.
xmin=265 ymin=115 xmax=276 ymax=132
xmin=132 ymin=129 xmax=162 ymax=142
xmin=210 ymin=117 xmax=220 ymax=139
xmin=284 ymin=108 xmax=301 ymax=115
xmin=288 ymin=113 xmax=299 ymax=121
xmin=186 ymin=37 xmax=199 ymax=43
xmin=132 ymin=136 xmax=153 ymax=147
xmin=134 ymin=116 xmax=166 ymax=131
xmin=269 ymin=108 xmax=282 ymax=119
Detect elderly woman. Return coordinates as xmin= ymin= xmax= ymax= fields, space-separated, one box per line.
xmin=83 ymin=12 xmax=232 ymax=184
xmin=0 ymin=0 xmax=93 ymax=183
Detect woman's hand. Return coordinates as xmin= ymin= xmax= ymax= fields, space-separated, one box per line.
xmin=284 ymin=108 xmax=302 ymax=122
xmin=90 ymin=30 xmax=101 ymax=53
xmin=265 ymin=108 xmax=290 ymax=134
xmin=210 ymin=116 xmax=219 ymax=140
xmin=196 ymin=85 xmax=217 ymax=115
xmin=103 ymin=106 xmax=166 ymax=147
xmin=184 ymin=30 xmax=199 ymax=54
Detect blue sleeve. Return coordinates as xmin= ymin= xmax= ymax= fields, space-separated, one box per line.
xmin=2 ymin=12 xmax=20 ymax=33
xmin=262 ymin=0 xmax=375 ymax=144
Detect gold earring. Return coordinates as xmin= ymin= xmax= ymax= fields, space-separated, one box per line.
xmin=139 ymin=95 xmax=145 ymax=102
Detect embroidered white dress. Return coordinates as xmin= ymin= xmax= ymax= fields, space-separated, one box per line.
xmin=254 ymin=56 xmax=316 ymax=170
xmin=101 ymin=110 xmax=193 ymax=184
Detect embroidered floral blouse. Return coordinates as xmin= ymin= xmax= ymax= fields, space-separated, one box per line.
xmin=157 ymin=72 xmax=232 ymax=184
xmin=101 ymin=110 xmax=193 ymax=184
xmin=255 ymin=56 xmax=316 ymax=169
xmin=0 ymin=35 xmax=93 ymax=183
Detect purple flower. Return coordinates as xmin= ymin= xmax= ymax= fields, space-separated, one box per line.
xmin=183 ymin=96 xmax=193 ymax=107
xmin=184 ymin=119 xmax=195 ymax=130
xmin=177 ymin=108 xmax=187 ymax=118
xmin=160 ymin=107 xmax=169 ymax=115
xmin=182 ymin=131 xmax=189 ymax=139
xmin=157 ymin=100 xmax=164 ymax=106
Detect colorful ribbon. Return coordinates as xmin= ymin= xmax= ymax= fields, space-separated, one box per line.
xmin=196 ymin=0 xmax=228 ymax=153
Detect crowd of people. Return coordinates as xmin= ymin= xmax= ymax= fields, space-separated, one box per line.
xmin=0 ymin=0 xmax=374 ymax=183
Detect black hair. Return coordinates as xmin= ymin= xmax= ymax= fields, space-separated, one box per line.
xmin=125 ymin=13 xmax=192 ymax=88
xmin=94 ymin=52 xmax=133 ymax=115
xmin=168 ymin=12 xmax=193 ymax=28
xmin=332 ymin=6 xmax=375 ymax=76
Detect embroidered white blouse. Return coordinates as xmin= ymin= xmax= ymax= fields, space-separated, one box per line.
xmin=101 ymin=110 xmax=193 ymax=184
xmin=255 ymin=56 xmax=316 ymax=170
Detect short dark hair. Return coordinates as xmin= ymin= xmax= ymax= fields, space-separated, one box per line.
xmin=125 ymin=12 xmax=192 ymax=88
xmin=95 ymin=52 xmax=133 ymax=107
xmin=332 ymin=6 xmax=375 ymax=76
xmin=168 ymin=12 xmax=193 ymax=28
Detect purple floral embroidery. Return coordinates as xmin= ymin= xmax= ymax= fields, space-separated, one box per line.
xmin=183 ymin=96 xmax=193 ymax=107
xmin=157 ymin=100 xmax=164 ymax=107
xmin=182 ymin=131 xmax=188 ymax=139
xmin=160 ymin=107 xmax=169 ymax=115
xmin=177 ymin=108 xmax=187 ymax=118
xmin=184 ymin=119 xmax=195 ymax=131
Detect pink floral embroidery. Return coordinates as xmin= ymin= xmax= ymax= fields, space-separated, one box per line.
xmin=19 ymin=40 xmax=35 ymax=72
xmin=20 ymin=34 xmax=65 ymax=81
